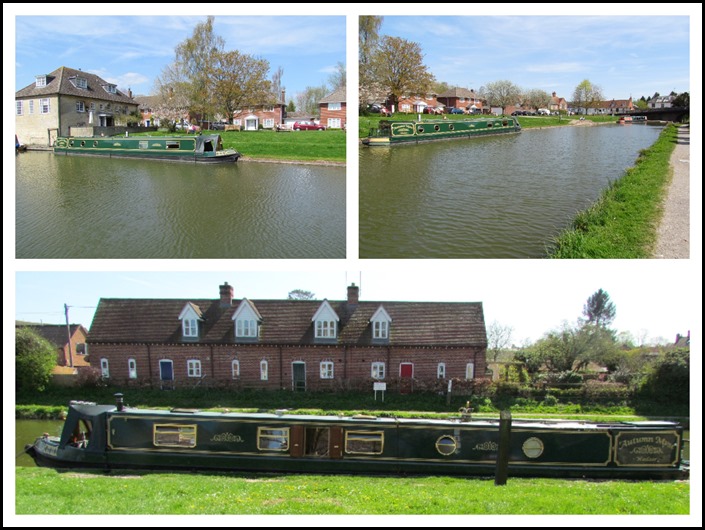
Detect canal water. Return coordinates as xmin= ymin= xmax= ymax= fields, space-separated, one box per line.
xmin=15 ymin=152 xmax=346 ymax=259
xmin=359 ymin=123 xmax=663 ymax=258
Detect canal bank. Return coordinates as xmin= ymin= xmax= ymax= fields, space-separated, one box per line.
xmin=653 ymin=124 xmax=690 ymax=258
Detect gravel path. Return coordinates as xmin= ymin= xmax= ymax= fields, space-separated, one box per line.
xmin=653 ymin=125 xmax=690 ymax=258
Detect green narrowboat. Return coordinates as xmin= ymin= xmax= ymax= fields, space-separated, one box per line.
xmin=362 ymin=117 xmax=521 ymax=146
xmin=24 ymin=394 xmax=688 ymax=479
xmin=53 ymin=134 xmax=240 ymax=163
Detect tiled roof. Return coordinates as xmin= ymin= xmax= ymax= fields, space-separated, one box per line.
xmin=16 ymin=322 xmax=86 ymax=347
xmin=15 ymin=66 xmax=137 ymax=105
xmin=88 ymin=297 xmax=486 ymax=347
xmin=437 ymin=87 xmax=478 ymax=99
xmin=319 ymin=87 xmax=346 ymax=104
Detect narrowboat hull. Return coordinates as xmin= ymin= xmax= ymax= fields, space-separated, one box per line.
xmin=53 ymin=135 xmax=240 ymax=163
xmin=24 ymin=398 xmax=688 ymax=480
xmin=362 ymin=117 xmax=521 ymax=146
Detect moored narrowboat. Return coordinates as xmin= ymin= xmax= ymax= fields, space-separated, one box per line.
xmin=53 ymin=134 xmax=240 ymax=163
xmin=362 ymin=117 xmax=521 ymax=146
xmin=617 ymin=116 xmax=634 ymax=124
xmin=24 ymin=394 xmax=688 ymax=480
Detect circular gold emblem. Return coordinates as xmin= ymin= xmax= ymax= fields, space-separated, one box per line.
xmin=522 ymin=437 xmax=544 ymax=458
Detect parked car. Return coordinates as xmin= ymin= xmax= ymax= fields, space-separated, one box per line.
xmin=368 ymin=104 xmax=392 ymax=116
xmin=210 ymin=122 xmax=226 ymax=130
xmin=447 ymin=107 xmax=464 ymax=115
xmin=293 ymin=121 xmax=326 ymax=131
xmin=423 ymin=106 xmax=443 ymax=115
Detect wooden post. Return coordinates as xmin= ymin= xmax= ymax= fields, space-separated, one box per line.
xmin=495 ymin=410 xmax=512 ymax=486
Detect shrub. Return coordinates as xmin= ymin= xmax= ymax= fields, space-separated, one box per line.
xmin=15 ymin=328 xmax=57 ymax=393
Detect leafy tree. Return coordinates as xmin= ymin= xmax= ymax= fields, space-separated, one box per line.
xmin=286 ymin=100 xmax=296 ymax=112
xmin=16 ymin=327 xmax=57 ymax=392
xmin=672 ymin=92 xmax=689 ymax=107
xmin=523 ymin=89 xmax=551 ymax=111
xmin=486 ymin=320 xmax=514 ymax=362
xmin=572 ymin=79 xmax=604 ymax=114
xmin=479 ymin=80 xmax=522 ymax=112
xmin=640 ymin=349 xmax=689 ymax=404
xmin=359 ymin=15 xmax=384 ymax=109
xmin=370 ymin=36 xmax=434 ymax=111
xmin=211 ymin=50 xmax=272 ymax=123
xmin=582 ymin=288 xmax=616 ymax=328
xmin=288 ymin=289 xmax=315 ymax=300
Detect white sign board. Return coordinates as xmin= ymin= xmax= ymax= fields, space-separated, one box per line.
xmin=373 ymin=382 xmax=386 ymax=391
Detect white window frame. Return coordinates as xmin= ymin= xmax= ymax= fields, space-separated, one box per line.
xmin=29 ymin=100 xmax=34 ymax=114
xmin=316 ymin=320 xmax=336 ymax=339
xmin=16 ymin=101 xmax=23 ymax=115
xmin=75 ymin=77 xmax=87 ymax=89
xmin=320 ymin=361 xmax=334 ymax=379
xmin=327 ymin=102 xmax=342 ymax=111
xmin=373 ymin=321 xmax=388 ymax=340
xmin=327 ymin=118 xmax=342 ymax=129
xmin=232 ymin=359 xmax=240 ymax=379
xmin=128 ymin=358 xmax=137 ymax=379
xmin=76 ymin=101 xmax=85 ymax=113
xmin=100 ymin=358 xmax=110 ymax=378
xmin=183 ymin=318 xmax=198 ymax=338
xmin=40 ymin=98 xmax=50 ymax=114
xmin=437 ymin=363 xmax=446 ymax=379
xmin=263 ymin=118 xmax=275 ymax=128
xmin=187 ymin=359 xmax=202 ymax=378
xmin=466 ymin=362 xmax=475 ymax=380
xmin=236 ymin=319 xmax=258 ymax=338
xmin=260 ymin=360 xmax=269 ymax=381
xmin=35 ymin=76 xmax=47 ymax=87
xmin=371 ymin=362 xmax=385 ymax=380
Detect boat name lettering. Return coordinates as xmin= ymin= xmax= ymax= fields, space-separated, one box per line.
xmin=39 ymin=440 xmax=58 ymax=456
xmin=618 ymin=436 xmax=673 ymax=450
xmin=210 ymin=433 xmax=244 ymax=443
xmin=629 ymin=445 xmax=666 ymax=455
xmin=472 ymin=441 xmax=498 ymax=452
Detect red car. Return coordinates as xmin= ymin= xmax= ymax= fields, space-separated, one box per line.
xmin=293 ymin=121 xmax=326 ymax=131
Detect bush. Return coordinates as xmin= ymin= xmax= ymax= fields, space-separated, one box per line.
xmin=15 ymin=328 xmax=57 ymax=393
xmin=639 ymin=349 xmax=689 ymax=404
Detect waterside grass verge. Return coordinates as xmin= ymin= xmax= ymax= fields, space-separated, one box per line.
xmin=547 ymin=123 xmax=680 ymax=258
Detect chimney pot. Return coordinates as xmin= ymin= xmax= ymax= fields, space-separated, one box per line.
xmin=347 ymin=283 xmax=359 ymax=306
xmin=219 ymin=282 xmax=234 ymax=307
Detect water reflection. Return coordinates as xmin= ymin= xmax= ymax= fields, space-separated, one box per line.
xmin=360 ymin=124 xmax=662 ymax=258
xmin=16 ymin=152 xmax=346 ymax=259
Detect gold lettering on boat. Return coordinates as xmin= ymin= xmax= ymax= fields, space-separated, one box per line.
xmin=210 ymin=432 xmax=244 ymax=443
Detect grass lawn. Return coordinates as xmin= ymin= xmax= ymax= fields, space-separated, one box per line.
xmin=15 ymin=467 xmax=690 ymax=516
xmin=132 ymin=129 xmax=346 ymax=163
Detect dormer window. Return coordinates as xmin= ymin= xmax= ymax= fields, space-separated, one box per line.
xmin=71 ymin=76 xmax=88 ymax=89
xmin=233 ymin=299 xmax=261 ymax=340
xmin=35 ymin=75 xmax=47 ymax=88
xmin=178 ymin=302 xmax=203 ymax=339
xmin=370 ymin=306 xmax=392 ymax=341
xmin=312 ymin=300 xmax=339 ymax=340
xmin=102 ymin=84 xmax=117 ymax=94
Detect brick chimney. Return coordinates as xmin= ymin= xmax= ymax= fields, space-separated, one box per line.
xmin=347 ymin=283 xmax=359 ymax=307
xmin=219 ymin=282 xmax=234 ymax=307
xmin=281 ymin=89 xmax=286 ymax=105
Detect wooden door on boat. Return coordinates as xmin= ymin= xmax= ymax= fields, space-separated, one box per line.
xmin=290 ymin=425 xmax=343 ymax=459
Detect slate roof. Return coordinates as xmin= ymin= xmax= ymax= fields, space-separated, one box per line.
xmin=319 ymin=87 xmax=346 ymax=104
xmin=88 ymin=297 xmax=487 ymax=347
xmin=15 ymin=66 xmax=137 ymax=105
xmin=437 ymin=87 xmax=479 ymax=99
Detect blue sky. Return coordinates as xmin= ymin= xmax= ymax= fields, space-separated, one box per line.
xmin=12 ymin=265 xmax=698 ymax=347
xmin=378 ymin=15 xmax=692 ymax=101
xmin=12 ymin=14 xmax=346 ymax=100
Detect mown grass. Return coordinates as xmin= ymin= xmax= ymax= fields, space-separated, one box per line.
xmin=548 ymin=124 xmax=679 ymax=258
xmin=14 ymin=467 xmax=689 ymax=515
xmin=131 ymin=129 xmax=346 ymax=162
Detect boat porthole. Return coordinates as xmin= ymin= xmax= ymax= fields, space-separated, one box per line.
xmin=417 ymin=126 xmax=424 ymax=133
xmin=93 ymin=141 xmax=98 ymax=147
xmin=522 ymin=437 xmax=544 ymax=458
xmin=434 ymin=125 xmax=440 ymax=131
xmin=80 ymin=141 xmax=86 ymax=146
xmin=449 ymin=124 xmax=454 ymax=130
xmin=435 ymin=435 xmax=457 ymax=456
xmin=69 ymin=140 xmax=74 ymax=147
xmin=503 ymin=120 xmax=508 ymax=127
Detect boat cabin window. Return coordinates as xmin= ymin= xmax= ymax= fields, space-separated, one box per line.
xmin=449 ymin=124 xmax=454 ymax=131
xmin=70 ymin=419 xmax=93 ymax=448
xmin=203 ymin=139 xmax=214 ymax=152
xmin=153 ymin=424 xmax=197 ymax=448
xmin=417 ymin=126 xmax=424 ymax=133
xmin=257 ymin=427 xmax=289 ymax=451
xmin=434 ymin=125 xmax=440 ymax=131
xmin=345 ymin=431 xmax=384 ymax=454
xmin=139 ymin=141 xmax=149 ymax=150
xmin=435 ymin=435 xmax=458 ymax=456
xmin=166 ymin=141 xmax=180 ymax=149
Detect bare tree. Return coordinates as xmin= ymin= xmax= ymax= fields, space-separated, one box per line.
xmin=296 ymin=85 xmax=328 ymax=116
xmin=328 ymin=61 xmax=346 ymax=91
xmin=479 ymin=80 xmax=523 ymax=112
xmin=288 ymin=289 xmax=315 ymax=300
xmin=487 ymin=320 xmax=514 ymax=362
xmin=522 ymin=89 xmax=551 ymax=112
